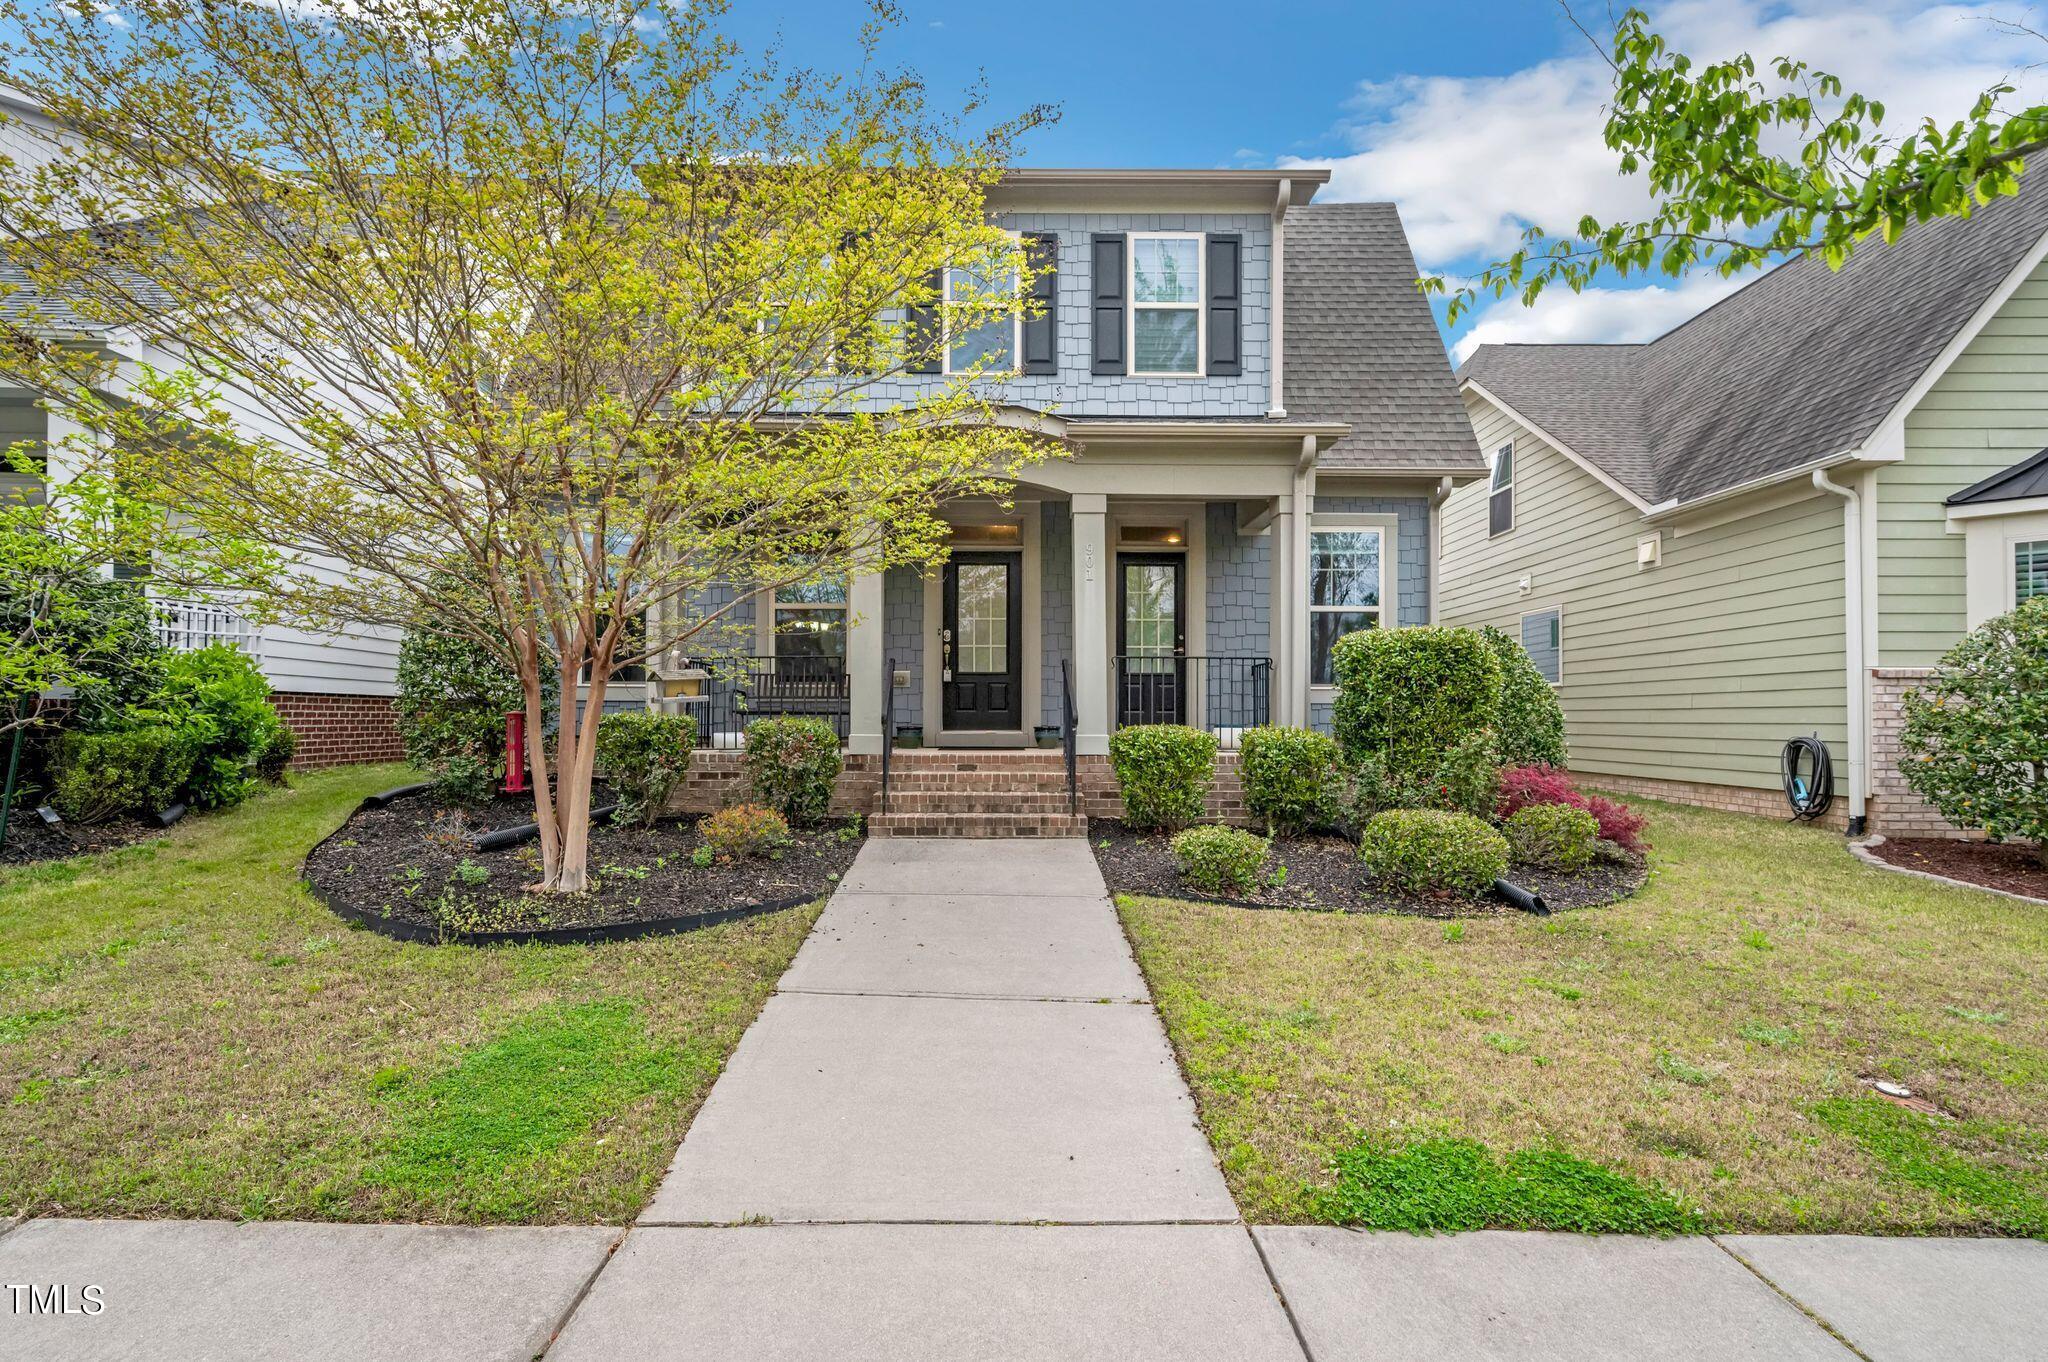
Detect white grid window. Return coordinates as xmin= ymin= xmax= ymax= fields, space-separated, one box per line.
xmin=2019 ymin=540 xmax=2048 ymax=604
xmin=1308 ymin=528 xmax=1383 ymax=686
xmin=944 ymin=246 xmax=1020 ymax=375
xmin=955 ymin=563 xmax=1008 ymax=673
xmin=1129 ymin=233 xmax=1202 ymax=376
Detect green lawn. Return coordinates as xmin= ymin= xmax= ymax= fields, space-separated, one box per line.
xmin=1119 ymin=800 xmax=2048 ymax=1236
xmin=0 ymin=765 xmax=818 ymax=1224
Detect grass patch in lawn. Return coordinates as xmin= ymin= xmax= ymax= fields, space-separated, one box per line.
xmin=367 ymin=999 xmax=701 ymax=1219
xmin=1118 ymin=798 xmax=2048 ymax=1233
xmin=0 ymin=766 xmax=819 ymax=1224
xmin=1814 ymin=1098 xmax=2048 ymax=1237
xmin=1318 ymin=1137 xmax=1703 ymax=1234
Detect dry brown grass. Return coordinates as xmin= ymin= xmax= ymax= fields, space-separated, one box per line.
xmin=1119 ymin=800 xmax=2048 ymax=1231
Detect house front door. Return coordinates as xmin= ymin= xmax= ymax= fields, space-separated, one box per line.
xmin=1117 ymin=553 xmax=1186 ymax=726
xmin=941 ymin=552 xmax=1022 ymax=731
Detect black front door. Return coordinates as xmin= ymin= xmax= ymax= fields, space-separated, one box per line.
xmin=942 ymin=552 xmax=1022 ymax=730
xmin=1117 ymin=553 xmax=1186 ymax=726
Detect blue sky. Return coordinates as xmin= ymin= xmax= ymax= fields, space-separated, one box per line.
xmin=728 ymin=1 xmax=2048 ymax=360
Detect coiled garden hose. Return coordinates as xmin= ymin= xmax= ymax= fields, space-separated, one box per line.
xmin=1781 ymin=735 xmax=1835 ymax=822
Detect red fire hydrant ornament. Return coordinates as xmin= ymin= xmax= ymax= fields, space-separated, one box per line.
xmin=501 ymin=709 xmax=530 ymax=795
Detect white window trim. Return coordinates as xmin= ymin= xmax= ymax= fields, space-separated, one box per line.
xmin=1519 ymin=603 xmax=1565 ymax=686
xmin=1488 ymin=440 xmax=1515 ymax=538
xmin=1127 ymin=230 xmax=1206 ymax=378
xmin=758 ymin=580 xmax=850 ymax=658
xmin=1306 ymin=512 xmax=1397 ymax=693
xmin=941 ymin=232 xmax=1023 ymax=377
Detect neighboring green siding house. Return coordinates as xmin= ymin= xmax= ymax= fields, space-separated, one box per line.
xmin=1441 ymin=181 xmax=2048 ymax=836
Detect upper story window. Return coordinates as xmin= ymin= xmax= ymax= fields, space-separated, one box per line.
xmin=944 ymin=251 xmax=1020 ymax=375
xmin=2018 ymin=540 xmax=2048 ymax=604
xmin=1129 ymin=233 xmax=1202 ymax=375
xmin=1489 ymin=442 xmax=1514 ymax=537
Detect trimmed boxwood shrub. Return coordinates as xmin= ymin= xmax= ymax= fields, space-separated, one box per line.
xmin=1108 ymin=724 xmax=1219 ymax=830
xmin=1332 ymin=626 xmax=1501 ymax=781
xmin=1481 ymin=625 xmax=1567 ymax=769
xmin=50 ymin=723 xmax=197 ymax=823
xmin=1901 ymin=597 xmax=2048 ymax=864
xmin=744 ymin=716 xmax=843 ymax=826
xmin=700 ymin=803 xmax=791 ymax=859
xmin=1359 ymin=808 xmax=1509 ymax=898
xmin=1239 ymin=725 xmax=1341 ymax=834
xmin=595 ymin=710 xmax=697 ymax=827
xmin=155 ymin=644 xmax=283 ymax=810
xmin=1170 ymin=824 xmax=1272 ymax=895
xmin=1347 ymin=730 xmax=1501 ymax=825
xmin=1504 ymin=803 xmax=1600 ymax=871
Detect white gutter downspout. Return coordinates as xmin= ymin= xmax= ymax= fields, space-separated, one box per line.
xmin=1427 ymin=476 xmax=1453 ymax=623
xmin=1267 ymin=178 xmax=1290 ymax=419
xmin=1811 ymin=468 xmax=1868 ymax=835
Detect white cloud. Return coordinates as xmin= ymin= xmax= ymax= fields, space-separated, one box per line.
xmin=1297 ymin=0 xmax=2048 ymax=347
xmin=1447 ymin=272 xmax=1755 ymax=363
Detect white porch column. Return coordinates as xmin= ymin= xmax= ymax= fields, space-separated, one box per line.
xmin=1071 ymin=492 xmax=1111 ymax=755
xmin=1290 ymin=466 xmax=1315 ymax=728
xmin=1266 ymin=494 xmax=1295 ymax=727
xmin=845 ymin=565 xmax=886 ymax=755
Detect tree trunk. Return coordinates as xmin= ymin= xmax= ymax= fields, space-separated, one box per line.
xmin=536 ymin=639 xmax=612 ymax=895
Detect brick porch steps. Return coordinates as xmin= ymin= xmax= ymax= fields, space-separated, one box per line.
xmin=870 ymin=750 xmax=1086 ymax=838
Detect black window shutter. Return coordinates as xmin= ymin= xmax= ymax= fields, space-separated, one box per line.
xmin=906 ymin=266 xmax=943 ymax=375
xmin=1021 ymin=232 xmax=1058 ymax=375
xmin=1091 ymin=233 xmax=1126 ymax=376
xmin=834 ymin=229 xmax=862 ymax=374
xmin=1206 ymin=233 xmax=1242 ymax=377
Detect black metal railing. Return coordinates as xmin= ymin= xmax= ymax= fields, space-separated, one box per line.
xmin=686 ymin=655 xmax=851 ymax=749
xmin=880 ymin=653 xmax=897 ymax=814
xmin=1060 ymin=657 xmax=1078 ymax=816
xmin=1112 ymin=655 xmax=1271 ymax=736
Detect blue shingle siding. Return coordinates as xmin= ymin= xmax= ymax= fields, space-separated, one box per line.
xmin=883 ymin=565 xmax=924 ymax=733
xmin=1041 ymin=503 xmax=1074 ymax=729
xmin=679 ymin=578 xmax=756 ymax=657
xmin=1309 ymin=699 xmax=1335 ymax=735
xmin=858 ymin=213 xmax=1273 ymax=418
xmin=1312 ymin=493 xmax=1431 ymax=626
xmin=1204 ymin=501 xmax=1269 ymax=657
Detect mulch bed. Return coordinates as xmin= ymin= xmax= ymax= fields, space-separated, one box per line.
xmin=0 ymin=813 xmax=168 ymax=868
xmin=303 ymin=788 xmax=862 ymax=939
xmin=1868 ymin=836 xmax=2048 ymax=901
xmin=1088 ymin=819 xmax=1648 ymax=919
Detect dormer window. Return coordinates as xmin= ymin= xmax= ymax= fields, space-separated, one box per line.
xmin=1129 ymin=233 xmax=1202 ymax=375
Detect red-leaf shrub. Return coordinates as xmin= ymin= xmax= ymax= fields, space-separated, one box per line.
xmin=1585 ymin=795 xmax=1648 ymax=852
xmin=1495 ymin=765 xmax=1589 ymax=820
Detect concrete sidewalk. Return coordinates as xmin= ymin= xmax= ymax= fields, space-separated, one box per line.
xmin=6 ymin=837 xmax=2046 ymax=1360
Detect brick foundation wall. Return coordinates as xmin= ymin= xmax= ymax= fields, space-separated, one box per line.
xmin=1570 ymin=769 xmax=1849 ymax=832
xmin=270 ymin=692 xmax=403 ymax=771
xmin=1868 ymin=668 xmax=1978 ymax=839
xmin=1075 ymin=751 xmax=1250 ymax=825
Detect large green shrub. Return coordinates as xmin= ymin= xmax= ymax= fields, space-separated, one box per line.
xmin=1359 ymin=808 xmax=1509 ymax=898
xmin=700 ymin=803 xmax=791 ymax=859
xmin=1170 ymin=825 xmax=1272 ymax=896
xmin=1481 ymin=625 xmax=1567 ymax=768
xmin=1900 ymin=597 xmax=2048 ymax=864
xmin=594 ymin=710 xmax=696 ymax=827
xmin=744 ymin=717 xmax=843 ymax=825
xmin=1238 ymin=726 xmax=1340 ymax=835
xmin=50 ymin=724 xmax=196 ymax=823
xmin=1 ymin=575 xmax=168 ymax=729
xmin=1345 ymin=730 xmax=1501 ymax=824
xmin=1504 ymin=803 xmax=1600 ymax=871
xmin=1332 ymin=626 xmax=1502 ymax=781
xmin=396 ymin=618 xmax=549 ymax=802
xmin=153 ymin=645 xmax=282 ymax=810
xmin=1108 ymin=724 xmax=1219 ymax=830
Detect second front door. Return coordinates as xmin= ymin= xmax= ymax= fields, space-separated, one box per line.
xmin=942 ymin=552 xmax=1022 ymax=730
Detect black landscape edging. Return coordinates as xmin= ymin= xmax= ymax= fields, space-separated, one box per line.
xmin=298 ymin=788 xmax=825 ymax=947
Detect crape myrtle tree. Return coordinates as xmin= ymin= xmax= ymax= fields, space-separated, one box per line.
xmin=1433 ymin=5 xmax=2048 ymax=321
xmin=0 ymin=0 xmax=1059 ymax=892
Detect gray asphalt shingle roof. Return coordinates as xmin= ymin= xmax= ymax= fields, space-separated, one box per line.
xmin=1457 ymin=179 xmax=2048 ymax=507
xmin=1285 ymin=202 xmax=1483 ymax=473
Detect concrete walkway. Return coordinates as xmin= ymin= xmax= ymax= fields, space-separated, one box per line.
xmin=7 ymin=837 xmax=2047 ymax=1360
